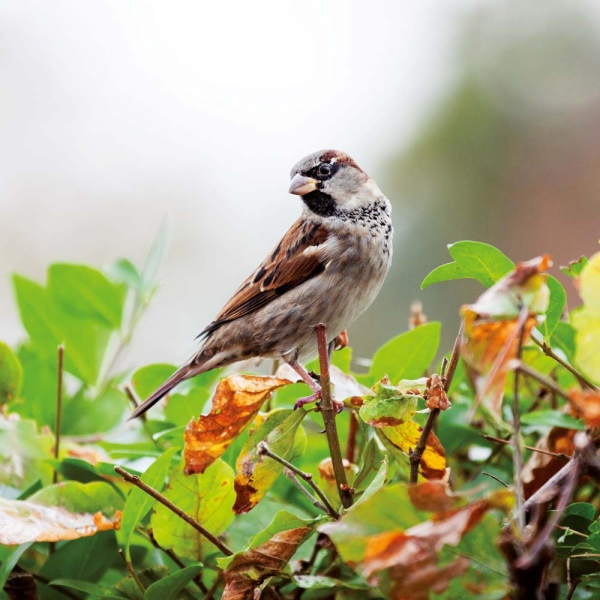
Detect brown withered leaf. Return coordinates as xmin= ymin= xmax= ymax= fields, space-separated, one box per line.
xmin=221 ymin=526 xmax=312 ymax=600
xmin=408 ymin=480 xmax=457 ymax=513
xmin=0 ymin=497 xmax=121 ymax=545
xmin=424 ymin=374 xmax=450 ymax=411
xmin=569 ymin=390 xmax=600 ymax=428
xmin=461 ymin=255 xmax=551 ymax=415
xmin=360 ymin=491 xmax=512 ymax=600
xmin=379 ymin=422 xmax=447 ymax=480
xmin=184 ymin=375 xmax=291 ymax=475
xmin=522 ymin=427 xmax=575 ymax=498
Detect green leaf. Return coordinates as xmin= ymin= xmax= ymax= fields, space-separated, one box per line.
xmin=118 ymin=447 xmax=179 ymax=561
xmin=541 ymin=276 xmax=567 ymax=341
xmin=164 ymin=370 xmax=223 ymax=426
xmin=367 ymin=322 xmax=441 ymax=385
xmin=0 ymin=543 xmax=32 ymax=589
xmin=108 ymin=258 xmax=143 ymax=293
xmin=561 ymin=256 xmax=588 ymax=278
xmin=564 ymin=503 xmax=596 ymax=520
xmin=29 ymin=480 xmax=123 ymax=517
xmin=141 ymin=219 xmax=170 ymax=296
xmin=0 ymin=341 xmax=22 ymax=403
xmin=421 ymin=262 xmax=472 ymax=289
xmin=47 ymin=263 xmax=126 ymax=328
xmin=144 ymin=565 xmax=202 ymax=600
xmin=60 ymin=387 xmax=127 ymax=436
xmin=572 ymin=253 xmax=600 ymax=384
xmin=51 ymin=580 xmax=127 ymax=599
xmin=521 ymin=410 xmax=584 ymax=430
xmin=550 ymin=322 xmax=577 ymax=363
xmin=131 ymin=364 xmax=177 ymax=401
xmin=359 ymin=380 xmax=419 ymax=426
xmin=151 ymin=459 xmax=235 ymax=560
xmin=233 ymin=409 xmax=306 ymax=513
xmin=448 ymin=241 xmax=514 ymax=287
xmin=293 ymin=574 xmax=370 ymax=591
xmin=353 ymin=457 xmax=388 ymax=508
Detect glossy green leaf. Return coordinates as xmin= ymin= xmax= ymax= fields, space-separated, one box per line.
xmin=367 ymin=322 xmax=441 ymax=384
xmin=233 ymin=409 xmax=306 ymax=513
xmin=144 ymin=565 xmax=202 ymax=600
xmin=118 ymin=447 xmax=179 ymax=560
xmin=448 ymin=241 xmax=514 ymax=287
xmin=421 ymin=261 xmax=472 ymax=289
xmin=60 ymin=387 xmax=127 ymax=435
xmin=541 ymin=275 xmax=567 ymax=341
xmin=0 ymin=341 xmax=22 ymax=403
xmin=51 ymin=579 xmax=127 ymax=599
xmin=47 ymin=263 xmax=126 ymax=328
xmin=151 ymin=459 xmax=235 ymax=560
xmin=521 ymin=410 xmax=584 ymax=430
xmin=564 ymin=503 xmax=596 ymax=521
xmin=131 ymin=363 xmax=177 ymax=401
xmin=549 ymin=322 xmax=577 ymax=363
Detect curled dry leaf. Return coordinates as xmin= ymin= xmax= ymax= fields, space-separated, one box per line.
xmin=521 ymin=427 xmax=575 ymax=498
xmin=359 ymin=490 xmax=512 ymax=600
xmin=221 ymin=526 xmax=312 ymax=600
xmin=461 ymin=255 xmax=551 ymax=415
xmin=424 ymin=374 xmax=450 ymax=411
xmin=184 ymin=374 xmax=291 ymax=475
xmin=0 ymin=497 xmax=121 ymax=545
xmin=407 ymin=480 xmax=458 ymax=513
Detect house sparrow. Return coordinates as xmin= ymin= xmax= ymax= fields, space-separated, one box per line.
xmin=129 ymin=149 xmax=393 ymax=419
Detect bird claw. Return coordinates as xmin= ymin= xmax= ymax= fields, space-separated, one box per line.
xmin=293 ymin=391 xmax=344 ymax=414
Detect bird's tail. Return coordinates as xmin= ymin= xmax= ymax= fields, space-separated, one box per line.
xmin=127 ymin=361 xmax=197 ymax=421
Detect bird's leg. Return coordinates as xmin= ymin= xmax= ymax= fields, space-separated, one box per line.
xmin=284 ymin=351 xmax=343 ymax=413
xmin=329 ymin=330 xmax=349 ymax=360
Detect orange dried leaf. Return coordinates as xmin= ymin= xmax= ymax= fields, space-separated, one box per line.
xmin=360 ymin=493 xmax=511 ymax=599
xmin=380 ymin=422 xmax=446 ymax=480
xmin=222 ymin=526 xmax=312 ymax=600
xmin=184 ymin=375 xmax=291 ymax=475
xmin=461 ymin=255 xmax=551 ymax=414
xmin=0 ymin=498 xmax=121 ymax=545
xmin=424 ymin=374 xmax=450 ymax=411
xmin=408 ymin=481 xmax=457 ymax=513
xmin=569 ymin=390 xmax=600 ymax=428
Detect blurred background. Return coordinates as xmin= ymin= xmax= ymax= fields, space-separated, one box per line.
xmin=1 ymin=0 xmax=600 ymax=371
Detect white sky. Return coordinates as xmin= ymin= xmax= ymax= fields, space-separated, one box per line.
xmin=0 ymin=0 xmax=483 ymax=367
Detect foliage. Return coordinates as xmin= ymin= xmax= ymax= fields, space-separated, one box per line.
xmin=1 ymin=234 xmax=600 ymax=600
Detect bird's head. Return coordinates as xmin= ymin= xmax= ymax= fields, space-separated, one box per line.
xmin=289 ymin=150 xmax=380 ymax=218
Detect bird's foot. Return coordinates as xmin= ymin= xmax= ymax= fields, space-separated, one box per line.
xmin=294 ymin=390 xmax=344 ymax=413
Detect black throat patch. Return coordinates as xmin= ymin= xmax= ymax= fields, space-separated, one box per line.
xmin=301 ymin=190 xmax=339 ymax=218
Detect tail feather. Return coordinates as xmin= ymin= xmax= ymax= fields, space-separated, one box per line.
xmin=127 ymin=362 xmax=196 ymax=421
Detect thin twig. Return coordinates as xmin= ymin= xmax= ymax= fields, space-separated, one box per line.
xmin=481 ymin=471 xmax=509 ymax=487
xmin=283 ymin=468 xmax=328 ymax=514
xmin=315 ymin=323 xmax=353 ymax=509
xmin=556 ymin=525 xmax=587 ymax=539
xmin=515 ymin=362 xmax=571 ymax=401
xmin=147 ymin=531 xmax=208 ymax=593
xmin=531 ymin=334 xmax=599 ymax=391
xmin=204 ymin=572 xmax=223 ymax=600
xmin=53 ymin=345 xmax=64 ymax=484
xmin=119 ymin=549 xmax=146 ymax=594
xmin=522 ymin=459 xmax=577 ymax=515
xmin=409 ymin=321 xmax=463 ymax=484
xmin=114 ymin=466 xmax=233 ymax=556
xmin=480 ymin=434 xmax=571 ymax=461
xmin=565 ymin=577 xmax=581 ymax=600
xmin=512 ymin=305 xmax=528 ymax=534
xmin=258 ymin=442 xmax=339 ymax=519
xmin=346 ymin=411 xmax=359 ymax=464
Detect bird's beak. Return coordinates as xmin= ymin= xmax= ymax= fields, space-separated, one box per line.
xmin=289 ymin=174 xmax=318 ymax=196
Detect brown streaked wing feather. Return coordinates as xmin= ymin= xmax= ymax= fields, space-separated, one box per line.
xmin=198 ymin=219 xmax=329 ymax=337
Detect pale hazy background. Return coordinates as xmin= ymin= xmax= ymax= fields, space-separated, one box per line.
xmin=2 ymin=0 xmax=600 ymax=371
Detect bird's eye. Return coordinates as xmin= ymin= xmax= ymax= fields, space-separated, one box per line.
xmin=317 ymin=163 xmax=332 ymax=177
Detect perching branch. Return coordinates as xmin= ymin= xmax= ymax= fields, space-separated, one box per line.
xmin=258 ymin=442 xmax=339 ymax=519
xmin=315 ymin=323 xmax=353 ymax=509
xmin=114 ymin=466 xmax=233 ymax=557
xmin=409 ymin=321 xmax=463 ymax=484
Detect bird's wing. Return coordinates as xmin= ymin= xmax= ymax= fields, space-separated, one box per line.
xmin=198 ymin=218 xmax=329 ymax=337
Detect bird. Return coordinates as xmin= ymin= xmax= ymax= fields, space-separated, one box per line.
xmin=129 ymin=149 xmax=393 ymax=420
